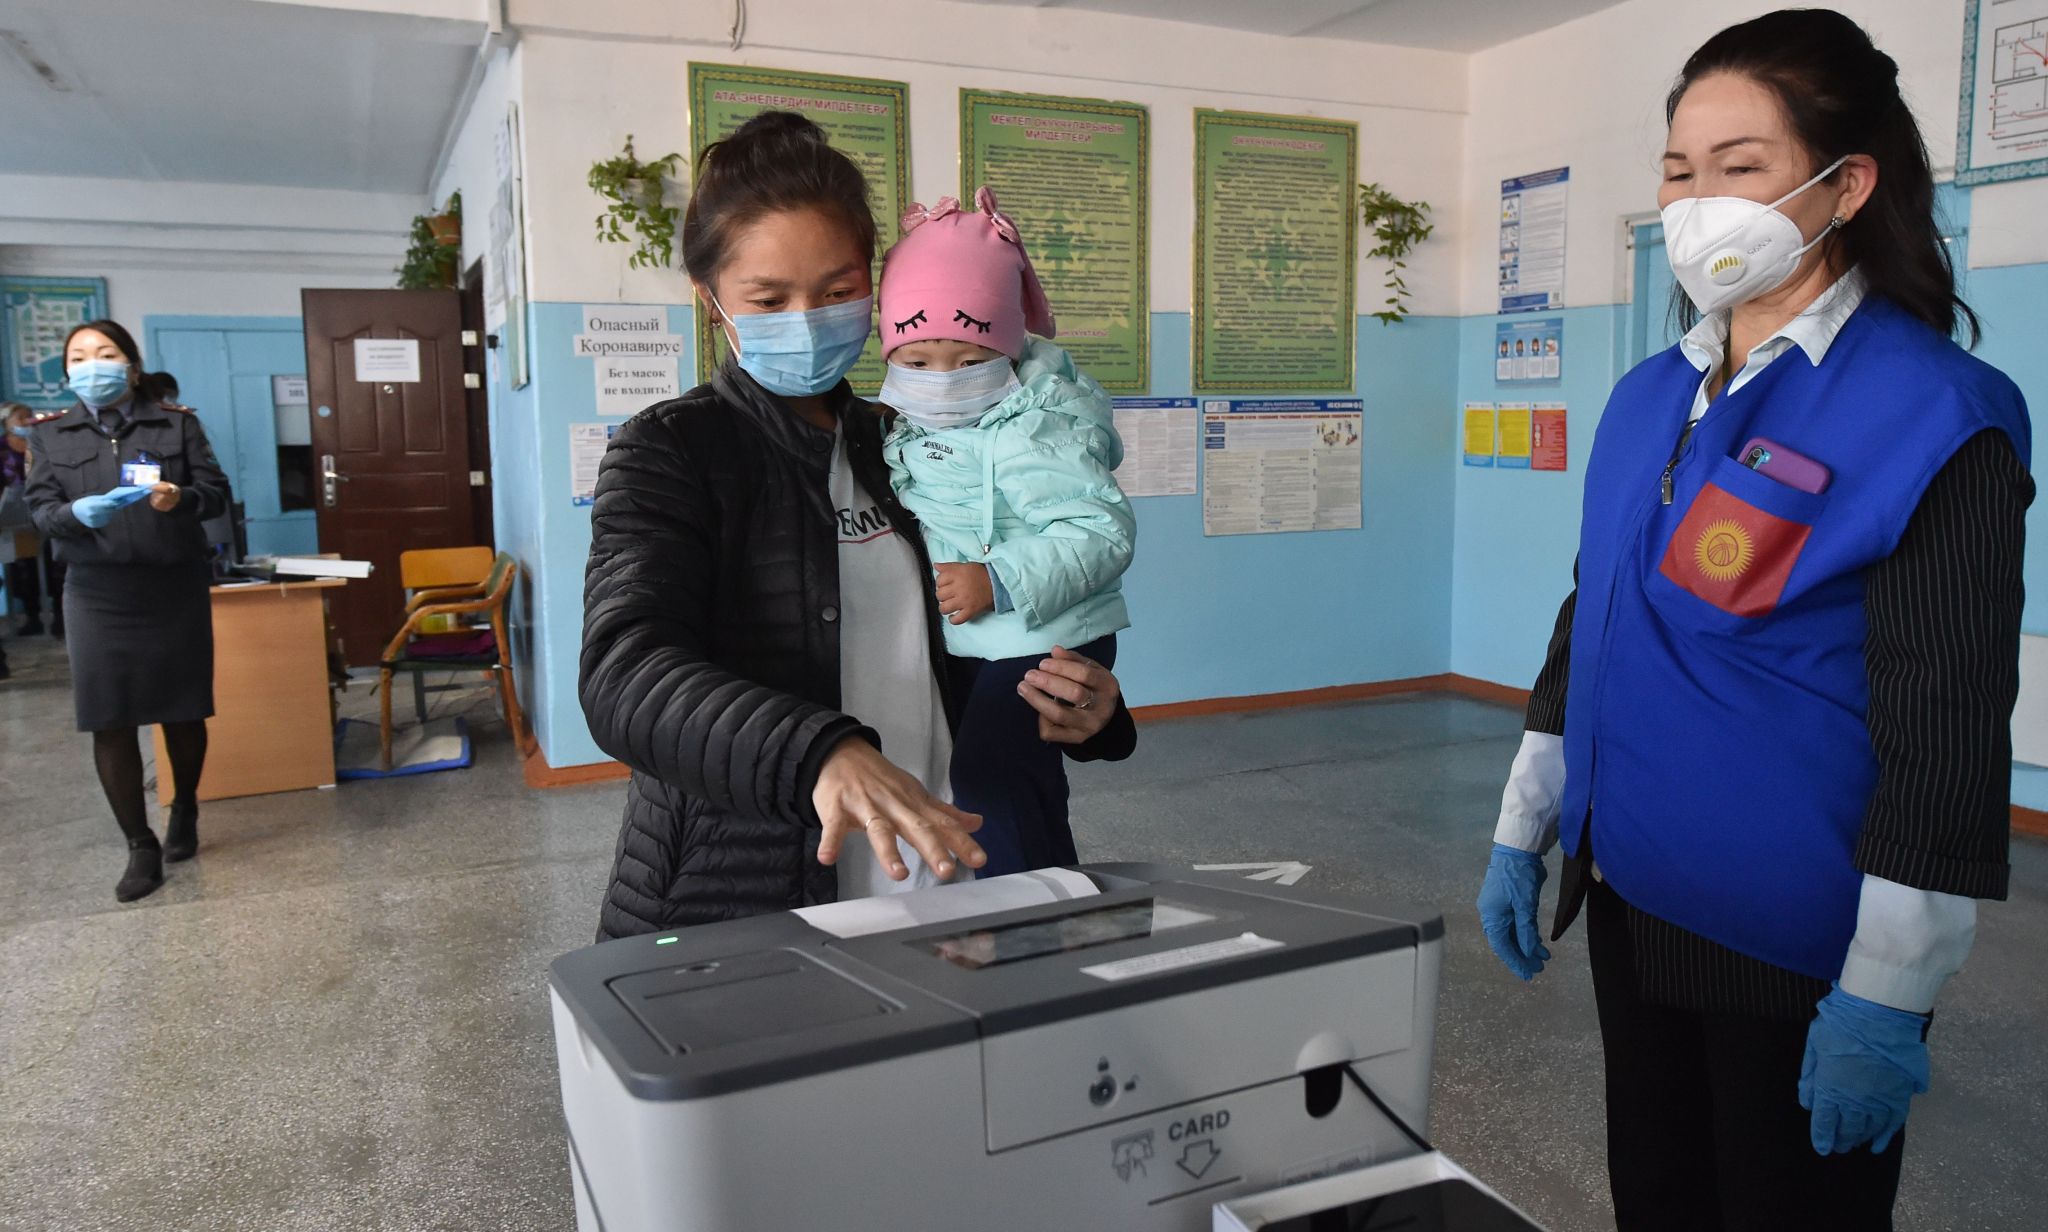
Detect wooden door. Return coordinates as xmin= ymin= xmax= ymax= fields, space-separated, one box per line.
xmin=302 ymin=288 xmax=472 ymax=666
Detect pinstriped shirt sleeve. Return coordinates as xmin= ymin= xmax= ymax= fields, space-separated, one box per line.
xmin=1855 ymin=427 xmax=2033 ymax=900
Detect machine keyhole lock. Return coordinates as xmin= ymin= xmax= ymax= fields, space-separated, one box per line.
xmin=1089 ymin=1058 xmax=1137 ymax=1107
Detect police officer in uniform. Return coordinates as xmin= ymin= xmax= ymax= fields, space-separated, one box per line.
xmin=25 ymin=319 xmax=230 ymax=902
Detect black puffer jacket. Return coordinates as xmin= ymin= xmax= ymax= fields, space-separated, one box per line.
xmin=581 ymin=362 xmax=1136 ymax=941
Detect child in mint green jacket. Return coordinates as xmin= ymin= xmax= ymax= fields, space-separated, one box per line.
xmin=878 ymin=188 xmax=1135 ymax=877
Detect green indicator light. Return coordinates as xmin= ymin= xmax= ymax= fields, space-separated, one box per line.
xmin=654 ymin=936 xmax=678 ymax=945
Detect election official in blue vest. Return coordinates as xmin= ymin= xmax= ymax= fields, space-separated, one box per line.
xmin=1474 ymin=12 xmax=2033 ymax=1231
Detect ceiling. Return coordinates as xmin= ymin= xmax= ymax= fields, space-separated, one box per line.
xmin=956 ymin=0 xmax=1631 ymax=53
xmin=0 ymin=0 xmax=483 ymax=193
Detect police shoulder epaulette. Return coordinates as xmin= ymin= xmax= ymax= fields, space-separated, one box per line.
xmin=161 ymin=401 xmax=196 ymax=414
xmin=28 ymin=409 xmax=66 ymax=425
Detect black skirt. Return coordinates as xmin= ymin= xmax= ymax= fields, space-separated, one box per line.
xmin=63 ymin=561 xmax=215 ymax=732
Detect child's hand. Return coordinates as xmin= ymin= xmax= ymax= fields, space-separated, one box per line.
xmin=934 ymin=563 xmax=994 ymax=625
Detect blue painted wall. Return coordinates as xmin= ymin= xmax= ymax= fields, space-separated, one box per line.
xmin=501 ymin=305 xmax=1461 ymax=768
xmin=143 ymin=314 xmax=319 ymax=557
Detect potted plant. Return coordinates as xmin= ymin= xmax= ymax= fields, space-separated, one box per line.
xmin=397 ymin=192 xmax=461 ymax=290
xmin=1357 ymin=182 xmax=1433 ymax=325
xmin=589 ymin=135 xmax=683 ymax=270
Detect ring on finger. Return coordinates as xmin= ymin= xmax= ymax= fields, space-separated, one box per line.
xmin=1076 ymin=689 xmax=1096 ymax=711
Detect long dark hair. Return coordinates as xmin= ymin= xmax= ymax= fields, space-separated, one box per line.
xmin=64 ymin=318 xmax=145 ymax=372
xmin=681 ymin=110 xmax=876 ymax=288
xmin=1667 ymin=10 xmax=1977 ymax=346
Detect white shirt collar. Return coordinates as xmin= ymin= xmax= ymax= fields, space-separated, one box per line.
xmin=1679 ymin=268 xmax=1868 ymax=375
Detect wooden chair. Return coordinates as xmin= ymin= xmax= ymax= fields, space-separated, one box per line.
xmin=377 ymin=550 xmax=526 ymax=771
xmin=390 ymin=546 xmax=495 ymax=723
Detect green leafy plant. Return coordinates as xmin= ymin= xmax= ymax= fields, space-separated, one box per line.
xmin=1358 ymin=182 xmax=1434 ymax=325
xmin=396 ymin=191 xmax=461 ymax=290
xmin=590 ymin=135 xmax=683 ymax=270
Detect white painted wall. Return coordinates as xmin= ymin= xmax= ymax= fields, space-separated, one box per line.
xmin=505 ymin=0 xmax=1470 ymax=316
xmin=1455 ymin=0 xmax=2024 ymax=314
xmin=0 ymin=173 xmax=418 ymax=323
xmin=430 ymin=41 xmax=525 ymax=280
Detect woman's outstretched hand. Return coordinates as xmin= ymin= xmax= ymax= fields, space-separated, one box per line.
xmin=811 ymin=738 xmax=986 ymax=880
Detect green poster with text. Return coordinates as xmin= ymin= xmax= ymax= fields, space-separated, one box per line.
xmin=1192 ymin=110 xmax=1357 ymax=393
xmin=688 ymin=63 xmax=910 ymax=390
xmin=960 ymin=89 xmax=1149 ymax=394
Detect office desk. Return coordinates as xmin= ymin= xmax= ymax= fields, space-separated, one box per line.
xmin=155 ymin=578 xmax=345 ymax=803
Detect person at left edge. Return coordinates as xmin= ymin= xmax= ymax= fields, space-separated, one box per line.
xmin=24 ymin=320 xmax=230 ymax=902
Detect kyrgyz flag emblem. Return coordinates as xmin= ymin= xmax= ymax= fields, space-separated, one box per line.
xmin=1659 ymin=483 xmax=1812 ymax=617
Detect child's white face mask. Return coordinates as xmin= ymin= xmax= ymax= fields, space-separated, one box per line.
xmin=881 ymin=359 xmax=1018 ymax=431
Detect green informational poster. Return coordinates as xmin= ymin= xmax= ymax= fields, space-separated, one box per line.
xmin=960 ymin=89 xmax=1149 ymax=394
xmin=687 ymin=63 xmax=911 ymax=390
xmin=1192 ymin=110 xmax=1358 ymax=393
xmin=2 ymin=275 xmax=109 ymax=410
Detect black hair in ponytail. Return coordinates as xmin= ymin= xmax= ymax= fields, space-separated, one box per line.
xmin=681 ymin=111 xmax=876 ymax=289
xmin=1667 ymin=9 xmax=1977 ymax=346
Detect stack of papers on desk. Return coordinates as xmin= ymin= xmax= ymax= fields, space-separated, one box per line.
xmin=240 ymin=556 xmax=374 ymax=580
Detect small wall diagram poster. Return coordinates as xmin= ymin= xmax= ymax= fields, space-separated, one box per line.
xmin=484 ymin=103 xmax=530 ymax=390
xmin=1494 ymin=318 xmax=1562 ymax=382
xmin=962 ymin=90 xmax=1149 ymax=393
xmin=1533 ymin=403 xmax=1568 ymax=472
xmin=1496 ymin=403 xmax=1532 ymax=469
xmin=689 ymin=63 xmax=910 ymax=389
xmin=1111 ymin=397 xmax=1197 ymax=497
xmin=1 ymin=275 xmax=108 ymax=409
xmin=1192 ymin=109 xmax=1359 ymax=392
xmin=1463 ymin=403 xmax=1497 ymax=468
xmin=1499 ymin=167 xmax=1568 ymax=314
xmin=1957 ymin=0 xmax=2048 ymax=185
xmin=1200 ymin=398 xmax=1362 ymax=536
xmin=570 ymin=422 xmax=622 ymax=507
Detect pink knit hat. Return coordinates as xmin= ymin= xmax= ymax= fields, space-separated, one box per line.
xmin=878 ymin=186 xmax=1055 ymax=361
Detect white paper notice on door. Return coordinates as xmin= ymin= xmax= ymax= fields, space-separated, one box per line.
xmin=353 ymin=338 xmax=421 ymax=383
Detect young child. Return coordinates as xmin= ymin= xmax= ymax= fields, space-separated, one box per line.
xmin=878 ymin=188 xmax=1135 ymax=878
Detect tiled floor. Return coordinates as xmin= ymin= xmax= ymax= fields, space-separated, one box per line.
xmin=2 ymin=632 xmax=2042 ymax=1230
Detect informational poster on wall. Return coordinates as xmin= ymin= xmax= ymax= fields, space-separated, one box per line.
xmin=1496 ymin=403 xmax=1532 ymax=469
xmin=1533 ymin=402 xmax=1568 ymax=472
xmin=1463 ymin=403 xmax=1497 ymax=468
xmin=960 ymin=90 xmax=1150 ymax=393
xmin=485 ymin=103 xmax=530 ymax=390
xmin=1957 ymin=0 xmax=2048 ymax=185
xmin=1200 ymin=398 xmax=1363 ymax=536
xmin=570 ymin=422 xmax=621 ymax=507
xmin=1493 ymin=318 xmax=1562 ymax=382
xmin=577 ymin=305 xmax=682 ymax=414
xmin=1 ymin=274 xmax=108 ymax=409
xmin=689 ymin=63 xmax=910 ymax=390
xmin=1192 ymin=110 xmax=1359 ymax=393
xmin=1499 ymin=167 xmax=1568 ymax=314
xmin=1111 ymin=397 xmax=1197 ymax=497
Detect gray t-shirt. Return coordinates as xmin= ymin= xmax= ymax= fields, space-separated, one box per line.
xmin=828 ymin=429 xmax=960 ymax=899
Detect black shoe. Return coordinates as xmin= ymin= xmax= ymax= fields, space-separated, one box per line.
xmin=19 ymin=618 xmax=42 ymax=636
xmin=164 ymin=803 xmax=199 ymax=862
xmin=116 ymin=837 xmax=164 ymax=903
xmin=50 ymin=616 xmax=63 ymax=640
xmin=0 ymin=659 xmax=11 ymax=682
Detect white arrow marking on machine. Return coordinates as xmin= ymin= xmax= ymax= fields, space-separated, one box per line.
xmin=1192 ymin=861 xmax=1313 ymax=886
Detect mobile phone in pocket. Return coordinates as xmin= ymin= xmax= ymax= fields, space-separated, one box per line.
xmin=1739 ymin=437 xmax=1830 ymax=494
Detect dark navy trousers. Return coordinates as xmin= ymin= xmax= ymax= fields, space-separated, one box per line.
xmin=946 ymin=634 xmax=1116 ymax=879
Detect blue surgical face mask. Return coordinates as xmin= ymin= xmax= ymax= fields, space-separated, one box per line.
xmin=7 ymin=424 xmax=32 ymax=439
xmin=711 ymin=292 xmax=873 ymax=397
xmin=880 ymin=358 xmax=1018 ymax=431
xmin=67 ymin=359 xmax=132 ymax=409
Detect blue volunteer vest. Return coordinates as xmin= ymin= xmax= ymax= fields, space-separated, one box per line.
xmin=1561 ymin=297 xmax=2031 ymax=980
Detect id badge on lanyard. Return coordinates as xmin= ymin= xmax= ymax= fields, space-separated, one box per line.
xmin=121 ymin=450 xmax=163 ymax=488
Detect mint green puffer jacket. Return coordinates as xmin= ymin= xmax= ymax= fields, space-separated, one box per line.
xmin=882 ymin=338 xmax=1135 ymax=660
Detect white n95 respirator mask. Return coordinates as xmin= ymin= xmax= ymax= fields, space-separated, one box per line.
xmin=1661 ymin=155 xmax=1847 ymax=315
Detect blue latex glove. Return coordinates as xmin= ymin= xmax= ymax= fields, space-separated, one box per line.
xmin=72 ymin=492 xmax=127 ymax=528
xmin=107 ymin=484 xmax=152 ymax=506
xmin=1798 ymin=982 xmax=1930 ymax=1155
xmin=1476 ymin=843 xmax=1551 ymax=980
